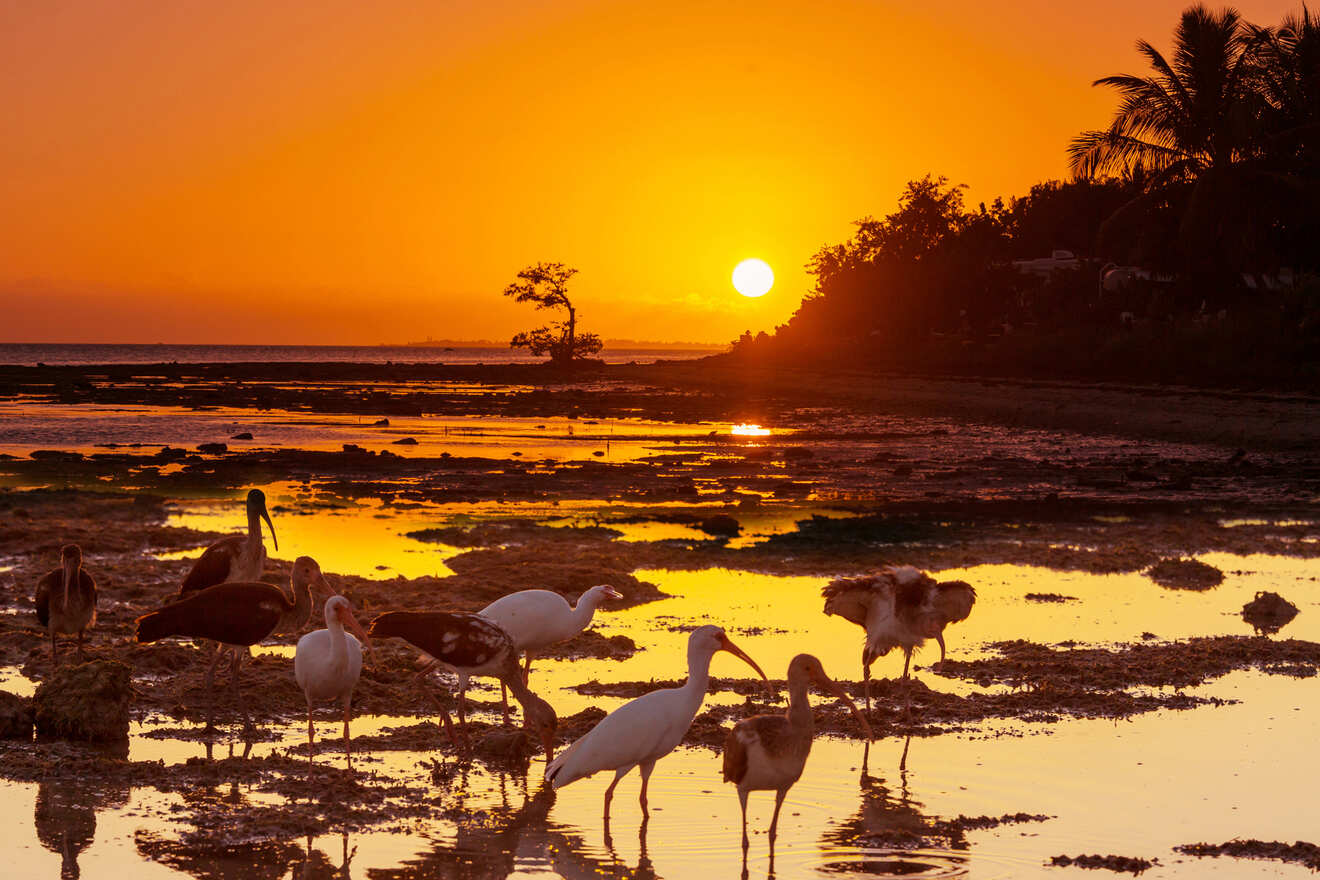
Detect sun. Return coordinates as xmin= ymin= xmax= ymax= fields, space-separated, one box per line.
xmin=732 ymin=258 xmax=774 ymax=298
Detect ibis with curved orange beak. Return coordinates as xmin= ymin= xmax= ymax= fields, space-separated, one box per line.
xmin=295 ymin=595 xmax=374 ymax=771
xmin=546 ymin=625 xmax=772 ymax=822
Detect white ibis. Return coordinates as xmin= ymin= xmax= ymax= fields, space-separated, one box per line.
xmin=295 ymin=595 xmax=372 ymax=772
xmin=822 ymin=566 xmax=976 ymax=715
xmin=179 ymin=488 xmax=277 ymax=595
xmin=473 ymin=584 xmax=624 ymax=714
xmin=34 ymin=544 xmax=98 ymax=666
xmin=136 ymin=556 xmax=330 ymax=727
xmin=545 ymin=624 xmax=771 ymax=821
xmin=366 ymin=611 xmax=558 ymax=759
xmin=722 ymin=653 xmax=872 ymax=858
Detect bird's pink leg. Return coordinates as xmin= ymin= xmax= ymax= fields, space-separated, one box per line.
xmin=343 ymin=698 xmax=352 ymax=772
xmin=501 ymin=680 xmax=510 ymax=727
xmin=638 ymin=760 xmax=656 ymax=817
xmin=421 ymin=682 xmax=466 ymax=753
xmin=934 ymin=632 xmax=947 ymax=671
xmin=523 ymin=651 xmax=533 ymax=685
xmin=862 ymin=651 xmax=873 ymax=717
xmin=50 ymin=629 xmax=58 ymax=669
xmin=306 ymin=704 xmax=315 ymax=772
xmin=738 ymin=787 xmax=750 ymax=852
xmin=438 ymin=706 xmax=460 ymax=748
xmin=604 ymin=770 xmax=625 ymax=820
xmin=229 ymin=649 xmax=254 ymax=732
xmin=203 ymin=645 xmax=223 ymax=730
xmin=901 ymin=649 xmax=913 ymax=719
xmin=769 ymin=787 xmax=787 ymax=851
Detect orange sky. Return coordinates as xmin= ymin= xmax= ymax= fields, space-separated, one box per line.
xmin=1 ymin=0 xmax=1300 ymax=345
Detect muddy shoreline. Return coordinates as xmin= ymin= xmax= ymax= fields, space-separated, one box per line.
xmin=1 ymin=365 xmax=1318 ymax=873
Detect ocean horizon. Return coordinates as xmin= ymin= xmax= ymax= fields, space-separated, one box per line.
xmin=0 ymin=342 xmax=722 ymax=367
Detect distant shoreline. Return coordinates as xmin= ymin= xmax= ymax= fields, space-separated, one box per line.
xmin=0 ymin=341 xmax=726 ymax=367
xmin=401 ymin=338 xmax=727 ymax=350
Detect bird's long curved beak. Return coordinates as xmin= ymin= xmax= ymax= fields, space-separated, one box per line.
xmin=814 ymin=669 xmax=874 ymax=741
xmin=261 ymin=503 xmax=278 ymax=552
xmin=339 ymin=605 xmax=376 ymax=666
xmin=604 ymin=586 xmax=624 ymax=600
xmin=61 ymin=561 xmax=73 ymax=606
xmin=718 ymin=634 xmax=773 ymax=696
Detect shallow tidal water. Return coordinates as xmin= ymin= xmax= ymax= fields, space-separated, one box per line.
xmin=5 ymin=531 xmax=1320 ymax=878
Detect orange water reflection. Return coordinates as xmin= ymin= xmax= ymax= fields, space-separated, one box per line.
xmin=3 ymin=546 xmax=1319 ymax=877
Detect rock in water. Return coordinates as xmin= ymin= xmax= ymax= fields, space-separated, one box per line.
xmin=1242 ymin=591 xmax=1300 ymax=635
xmin=33 ymin=660 xmax=132 ymax=741
xmin=0 ymin=690 xmax=34 ymax=739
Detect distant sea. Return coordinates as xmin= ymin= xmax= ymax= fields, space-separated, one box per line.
xmin=0 ymin=343 xmax=721 ymax=367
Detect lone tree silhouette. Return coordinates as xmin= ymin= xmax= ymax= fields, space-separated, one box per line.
xmin=503 ymin=262 xmax=603 ymax=365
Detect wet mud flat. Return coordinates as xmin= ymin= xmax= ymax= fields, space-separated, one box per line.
xmin=1 ymin=366 xmax=1319 ymax=876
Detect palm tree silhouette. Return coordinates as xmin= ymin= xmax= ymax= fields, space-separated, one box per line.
xmin=1069 ymin=5 xmax=1268 ymax=280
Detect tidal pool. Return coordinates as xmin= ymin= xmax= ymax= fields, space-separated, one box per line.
xmin=3 ymin=555 xmax=1318 ymax=878
xmin=0 ymin=401 xmax=768 ymax=463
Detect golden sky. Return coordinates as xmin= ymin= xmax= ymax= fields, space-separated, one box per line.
xmin=1 ymin=0 xmax=1299 ymax=345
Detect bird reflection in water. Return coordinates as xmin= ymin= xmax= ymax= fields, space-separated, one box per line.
xmin=202 ymin=729 xmax=256 ymax=763
xmin=362 ymin=765 xmax=662 ymax=879
xmin=299 ymin=831 xmax=354 ymax=880
xmin=136 ymin=832 xmax=307 ymax=880
xmin=605 ymin=815 xmax=656 ymax=880
xmin=33 ymin=744 xmax=131 ymax=880
xmin=821 ymin=737 xmax=971 ymax=877
xmin=831 ymin=736 xmax=932 ymax=847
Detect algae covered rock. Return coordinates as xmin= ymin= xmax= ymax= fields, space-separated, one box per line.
xmin=1242 ymin=591 xmax=1300 ymax=635
xmin=33 ymin=660 xmax=132 ymax=741
xmin=1147 ymin=557 xmax=1224 ymax=590
xmin=0 ymin=689 xmax=34 ymax=739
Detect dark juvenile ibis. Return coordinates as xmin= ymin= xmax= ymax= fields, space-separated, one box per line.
xmin=35 ymin=544 xmax=98 ymax=665
xmin=723 ymin=653 xmax=872 ymax=859
xmin=295 ymin=595 xmax=372 ymax=772
xmin=823 ymin=565 xmax=976 ymax=715
xmin=179 ymin=488 xmax=277 ymax=596
xmin=546 ymin=625 xmax=771 ymax=822
xmin=367 ymin=611 xmax=558 ymax=760
xmin=136 ymin=555 xmax=330 ymax=727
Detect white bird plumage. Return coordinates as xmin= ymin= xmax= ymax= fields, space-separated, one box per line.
xmin=471 ymin=584 xmax=623 ymax=714
xmin=545 ymin=624 xmax=770 ymax=821
xmin=294 ymin=595 xmax=371 ymax=771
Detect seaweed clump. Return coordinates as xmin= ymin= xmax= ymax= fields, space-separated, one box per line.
xmin=1241 ymin=591 xmax=1300 ymax=635
xmin=1146 ymin=557 xmax=1223 ymax=590
xmin=1176 ymin=839 xmax=1320 ymax=871
xmin=33 ymin=660 xmax=132 ymax=741
xmin=0 ymin=690 xmax=34 ymax=739
xmin=1050 ymin=853 xmax=1157 ymax=873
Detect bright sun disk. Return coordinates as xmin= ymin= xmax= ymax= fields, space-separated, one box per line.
xmin=732 ymin=259 xmax=774 ymax=297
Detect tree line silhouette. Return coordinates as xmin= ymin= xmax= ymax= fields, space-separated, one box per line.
xmin=728 ymin=4 xmax=1320 ymax=388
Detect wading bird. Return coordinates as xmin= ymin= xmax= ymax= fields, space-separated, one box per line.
xmin=179 ymin=488 xmax=278 ymax=595
xmin=474 ymin=584 xmax=623 ymax=712
xmin=136 ymin=556 xmax=330 ymax=727
xmin=367 ymin=611 xmax=558 ymax=759
xmin=723 ymin=653 xmax=872 ymax=861
xmin=35 ymin=544 xmax=98 ymax=666
xmin=545 ymin=625 xmax=771 ymax=822
xmin=295 ymin=595 xmax=372 ymax=772
xmin=823 ymin=566 xmax=976 ymax=715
